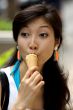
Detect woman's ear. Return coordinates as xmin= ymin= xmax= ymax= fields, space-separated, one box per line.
xmin=55 ymin=38 xmax=60 ymax=50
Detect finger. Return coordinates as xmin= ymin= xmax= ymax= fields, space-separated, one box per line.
xmin=34 ymin=81 xmax=45 ymax=90
xmin=31 ymin=73 xmax=43 ymax=86
xmin=25 ymin=66 xmax=38 ymax=78
xmin=22 ymin=66 xmax=38 ymax=81
xmin=28 ymin=71 xmax=39 ymax=83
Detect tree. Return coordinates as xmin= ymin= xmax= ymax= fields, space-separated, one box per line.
xmin=7 ymin=0 xmax=17 ymax=20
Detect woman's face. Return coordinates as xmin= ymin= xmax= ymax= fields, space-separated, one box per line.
xmin=18 ymin=17 xmax=58 ymax=68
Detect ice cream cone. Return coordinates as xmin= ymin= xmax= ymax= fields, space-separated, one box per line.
xmin=25 ymin=54 xmax=38 ymax=69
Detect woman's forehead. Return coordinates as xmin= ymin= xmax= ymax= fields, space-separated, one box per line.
xmin=22 ymin=17 xmax=53 ymax=29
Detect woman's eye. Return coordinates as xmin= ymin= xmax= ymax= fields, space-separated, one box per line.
xmin=21 ymin=32 xmax=30 ymax=38
xmin=39 ymin=33 xmax=48 ymax=38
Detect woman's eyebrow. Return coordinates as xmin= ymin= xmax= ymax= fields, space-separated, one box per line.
xmin=23 ymin=26 xmax=28 ymax=28
xmin=39 ymin=25 xmax=49 ymax=28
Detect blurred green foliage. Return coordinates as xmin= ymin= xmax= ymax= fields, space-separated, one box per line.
xmin=0 ymin=48 xmax=14 ymax=68
xmin=0 ymin=19 xmax=12 ymax=30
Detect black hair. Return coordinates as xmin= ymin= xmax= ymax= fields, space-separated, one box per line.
xmin=42 ymin=54 xmax=70 ymax=110
xmin=5 ymin=3 xmax=70 ymax=110
xmin=0 ymin=71 xmax=9 ymax=110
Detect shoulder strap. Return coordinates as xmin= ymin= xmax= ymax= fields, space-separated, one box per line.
xmin=0 ymin=71 xmax=9 ymax=110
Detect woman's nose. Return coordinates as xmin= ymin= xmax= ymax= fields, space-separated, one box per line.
xmin=29 ymin=37 xmax=38 ymax=50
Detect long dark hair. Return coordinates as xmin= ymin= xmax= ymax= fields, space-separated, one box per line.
xmin=0 ymin=71 xmax=9 ymax=110
xmin=5 ymin=3 xmax=70 ymax=110
xmin=42 ymin=54 xmax=70 ymax=110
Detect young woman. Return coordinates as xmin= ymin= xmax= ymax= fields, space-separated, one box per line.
xmin=0 ymin=3 xmax=70 ymax=110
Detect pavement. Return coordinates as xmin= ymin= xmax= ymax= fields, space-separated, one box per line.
xmin=0 ymin=0 xmax=73 ymax=107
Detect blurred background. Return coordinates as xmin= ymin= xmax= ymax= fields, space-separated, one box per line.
xmin=0 ymin=0 xmax=73 ymax=106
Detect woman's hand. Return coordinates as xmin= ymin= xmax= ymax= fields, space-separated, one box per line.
xmin=13 ymin=66 xmax=44 ymax=110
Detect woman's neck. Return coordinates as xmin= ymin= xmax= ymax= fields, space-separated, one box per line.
xmin=20 ymin=61 xmax=28 ymax=81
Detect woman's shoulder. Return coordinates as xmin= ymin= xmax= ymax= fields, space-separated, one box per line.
xmin=0 ymin=66 xmax=14 ymax=84
xmin=0 ymin=66 xmax=11 ymax=72
xmin=0 ymin=66 xmax=18 ymax=110
xmin=0 ymin=66 xmax=13 ymax=76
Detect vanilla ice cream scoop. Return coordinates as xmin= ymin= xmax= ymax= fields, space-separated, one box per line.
xmin=25 ymin=54 xmax=38 ymax=69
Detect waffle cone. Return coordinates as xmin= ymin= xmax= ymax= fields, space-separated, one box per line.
xmin=25 ymin=54 xmax=38 ymax=69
